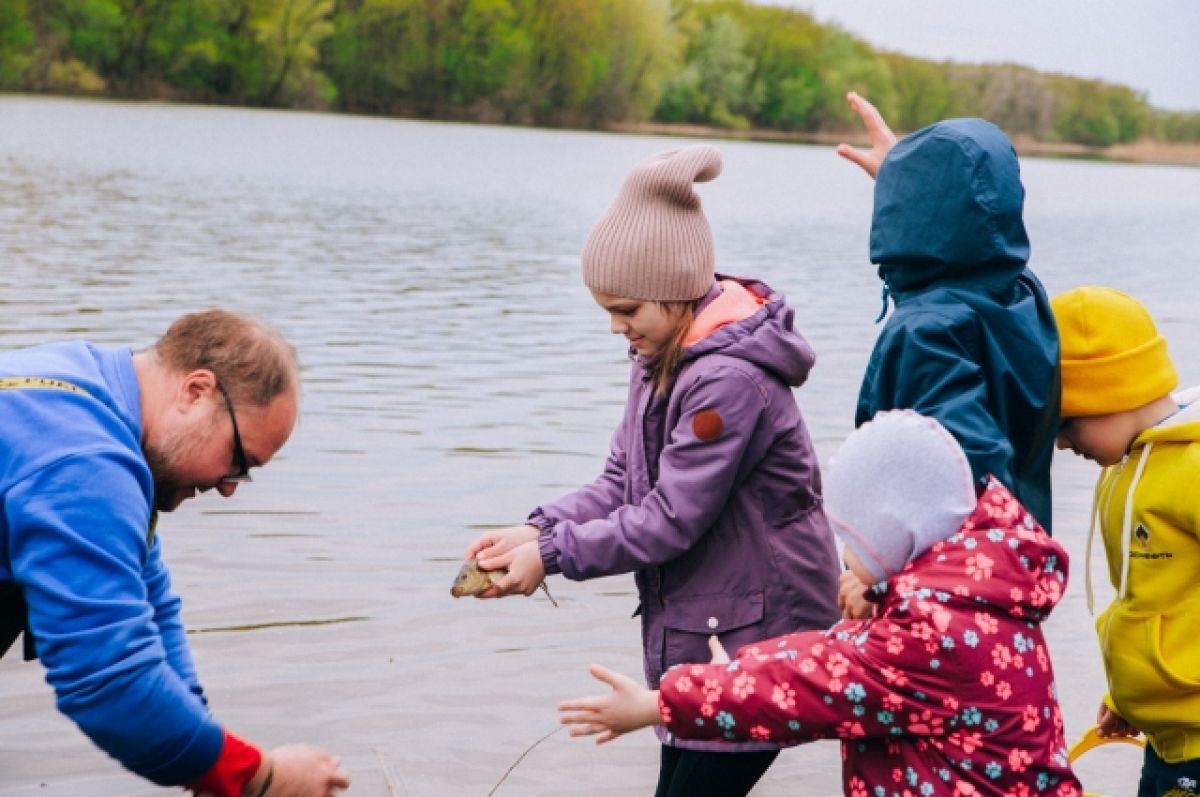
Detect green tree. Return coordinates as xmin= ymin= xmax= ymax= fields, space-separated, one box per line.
xmin=0 ymin=0 xmax=33 ymax=87
xmin=884 ymin=53 xmax=953 ymax=132
xmin=738 ymin=4 xmax=823 ymax=130
xmin=809 ymin=25 xmax=895 ymax=129
xmin=978 ymin=64 xmax=1056 ymax=140
xmin=247 ymin=0 xmax=334 ymax=105
xmin=658 ymin=11 xmax=752 ymax=128
xmin=577 ymin=0 xmax=679 ymax=124
xmin=1052 ymin=78 xmax=1141 ymax=147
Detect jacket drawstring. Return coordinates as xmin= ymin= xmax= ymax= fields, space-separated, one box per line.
xmin=1117 ymin=443 xmax=1153 ymax=602
xmin=1085 ymin=455 xmax=1132 ymax=614
xmin=1084 ymin=481 xmax=1101 ymax=615
xmin=874 ymin=284 xmax=891 ymax=323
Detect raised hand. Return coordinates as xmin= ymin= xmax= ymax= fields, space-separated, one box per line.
xmin=835 ymin=91 xmax=898 ymax=179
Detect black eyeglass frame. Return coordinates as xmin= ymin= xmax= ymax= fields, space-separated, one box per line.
xmin=216 ymin=382 xmax=253 ymax=484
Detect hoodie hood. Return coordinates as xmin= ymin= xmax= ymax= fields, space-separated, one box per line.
xmin=678 ymin=275 xmax=815 ymax=388
xmin=825 ymin=410 xmax=977 ymax=582
xmin=871 ymin=118 xmax=1030 ymax=293
xmin=1138 ymin=386 xmax=1200 ymax=445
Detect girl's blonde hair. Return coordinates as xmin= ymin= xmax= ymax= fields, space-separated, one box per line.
xmin=647 ymin=300 xmax=700 ymax=397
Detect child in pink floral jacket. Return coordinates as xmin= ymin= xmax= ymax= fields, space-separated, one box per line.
xmin=559 ymin=411 xmax=1083 ymax=796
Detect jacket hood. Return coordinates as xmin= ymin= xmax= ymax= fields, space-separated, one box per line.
xmin=826 ymin=410 xmax=977 ymax=583
xmin=679 ymin=275 xmax=815 ymax=388
xmin=879 ymin=479 xmax=1068 ymax=624
xmin=870 ymin=118 xmax=1030 ymax=293
xmin=1138 ymin=386 xmax=1200 ymax=445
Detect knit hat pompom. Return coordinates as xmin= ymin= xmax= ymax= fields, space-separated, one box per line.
xmin=825 ymin=410 xmax=977 ymax=583
xmin=1051 ymin=286 xmax=1178 ymax=417
xmin=581 ymin=145 xmax=722 ymax=302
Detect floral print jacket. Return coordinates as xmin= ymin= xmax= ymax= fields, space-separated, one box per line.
xmin=659 ymin=479 xmax=1083 ymax=796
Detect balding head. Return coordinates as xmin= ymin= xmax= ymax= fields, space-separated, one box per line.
xmin=152 ymin=309 xmax=300 ymax=408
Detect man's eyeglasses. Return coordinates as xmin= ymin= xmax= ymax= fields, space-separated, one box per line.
xmin=216 ymin=383 xmax=252 ymax=484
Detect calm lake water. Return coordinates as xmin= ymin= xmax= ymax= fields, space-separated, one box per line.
xmin=0 ymin=94 xmax=1196 ymax=796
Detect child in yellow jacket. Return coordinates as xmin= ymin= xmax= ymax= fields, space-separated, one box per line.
xmin=1052 ymin=286 xmax=1200 ymax=796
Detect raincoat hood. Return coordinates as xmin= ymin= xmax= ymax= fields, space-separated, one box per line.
xmin=677 ymin=276 xmax=814 ymax=389
xmin=878 ymin=478 xmax=1067 ymax=625
xmin=871 ymin=118 xmax=1030 ymax=293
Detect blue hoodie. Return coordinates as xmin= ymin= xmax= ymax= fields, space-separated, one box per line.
xmin=857 ymin=118 xmax=1060 ymax=531
xmin=0 ymin=341 xmax=224 ymax=784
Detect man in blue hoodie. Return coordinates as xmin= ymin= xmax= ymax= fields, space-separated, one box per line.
xmin=0 ymin=310 xmax=350 ymax=796
xmin=834 ymin=92 xmax=1060 ymax=616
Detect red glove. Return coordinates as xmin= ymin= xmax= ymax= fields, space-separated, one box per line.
xmin=186 ymin=731 xmax=263 ymax=797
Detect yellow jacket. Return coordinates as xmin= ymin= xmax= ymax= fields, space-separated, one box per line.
xmin=1091 ymin=386 xmax=1200 ymax=763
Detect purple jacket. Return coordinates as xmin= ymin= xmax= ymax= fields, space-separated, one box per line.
xmin=534 ymin=276 xmax=841 ymax=751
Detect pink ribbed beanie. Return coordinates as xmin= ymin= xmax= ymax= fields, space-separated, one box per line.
xmin=581 ymin=145 xmax=722 ymax=301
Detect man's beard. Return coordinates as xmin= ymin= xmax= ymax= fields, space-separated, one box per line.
xmin=143 ymin=429 xmax=193 ymax=512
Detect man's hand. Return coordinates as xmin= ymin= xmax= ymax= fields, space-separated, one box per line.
xmin=837 ymin=569 xmax=873 ymax=620
xmin=249 ymin=744 xmax=350 ymax=796
xmin=558 ymin=665 xmax=664 ymax=744
xmin=835 ymin=91 xmax=898 ymax=179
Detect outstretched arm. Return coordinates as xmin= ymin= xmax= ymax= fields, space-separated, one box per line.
xmin=559 ymin=638 xmax=729 ymax=743
xmin=557 ymin=665 xmax=663 ymax=744
xmin=835 ymin=91 xmax=898 ymax=179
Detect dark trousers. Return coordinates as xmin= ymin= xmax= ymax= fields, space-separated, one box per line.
xmin=654 ymin=745 xmax=779 ymax=797
xmin=1139 ymin=743 xmax=1200 ymax=797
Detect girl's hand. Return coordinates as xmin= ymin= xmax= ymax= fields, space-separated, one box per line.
xmin=1096 ymin=702 xmax=1140 ymax=738
xmin=837 ymin=570 xmax=873 ymax=620
xmin=835 ymin=91 xmax=898 ymax=179
xmin=558 ymin=665 xmax=664 ymax=744
xmin=481 ymin=541 xmax=545 ymax=598
xmin=466 ymin=524 xmax=539 ymax=569
xmin=708 ymin=635 xmax=730 ymax=665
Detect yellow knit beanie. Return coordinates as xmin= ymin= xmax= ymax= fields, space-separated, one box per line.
xmin=1051 ymin=286 xmax=1178 ymax=417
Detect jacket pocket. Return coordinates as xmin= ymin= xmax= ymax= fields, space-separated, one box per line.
xmin=1100 ymin=606 xmax=1200 ymax=728
xmin=663 ymin=592 xmax=765 ymax=673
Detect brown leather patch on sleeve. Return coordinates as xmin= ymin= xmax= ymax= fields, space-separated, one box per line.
xmin=692 ymin=409 xmax=724 ymax=442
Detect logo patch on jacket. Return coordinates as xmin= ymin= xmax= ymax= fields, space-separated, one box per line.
xmin=692 ymin=409 xmax=723 ymax=442
xmin=1131 ymin=522 xmax=1173 ymax=560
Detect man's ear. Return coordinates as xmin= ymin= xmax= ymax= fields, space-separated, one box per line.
xmin=176 ymin=369 xmax=217 ymax=410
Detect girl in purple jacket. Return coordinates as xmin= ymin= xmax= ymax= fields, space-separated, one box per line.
xmin=558 ymin=411 xmax=1083 ymax=797
xmin=465 ymin=144 xmax=840 ymax=796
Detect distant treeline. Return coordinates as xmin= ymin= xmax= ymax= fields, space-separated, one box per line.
xmin=2 ymin=0 xmax=1198 ymax=146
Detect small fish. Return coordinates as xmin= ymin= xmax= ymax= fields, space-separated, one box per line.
xmin=451 ymin=559 xmax=505 ymax=597
xmin=450 ymin=560 xmax=559 ymax=607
